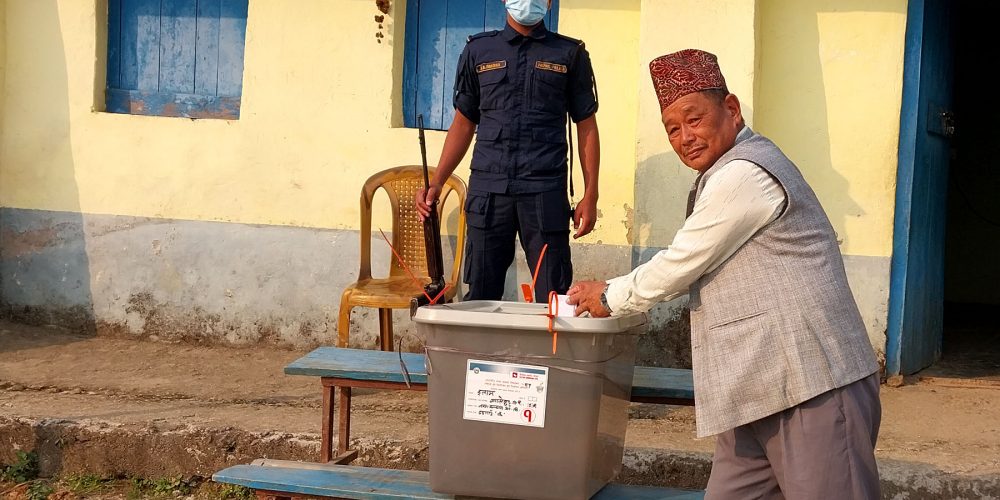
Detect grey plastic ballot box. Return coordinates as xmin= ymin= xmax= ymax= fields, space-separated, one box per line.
xmin=414 ymin=301 xmax=647 ymax=500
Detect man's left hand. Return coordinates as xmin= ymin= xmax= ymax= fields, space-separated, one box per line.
xmin=573 ymin=197 xmax=597 ymax=239
xmin=567 ymin=280 xmax=610 ymax=318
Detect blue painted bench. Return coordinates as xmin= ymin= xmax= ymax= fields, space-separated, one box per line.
xmin=213 ymin=459 xmax=705 ymax=500
xmin=285 ymin=347 xmax=694 ymax=463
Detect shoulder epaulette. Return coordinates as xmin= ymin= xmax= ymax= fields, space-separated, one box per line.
xmin=467 ymin=30 xmax=500 ymax=43
xmin=551 ymin=32 xmax=585 ymax=48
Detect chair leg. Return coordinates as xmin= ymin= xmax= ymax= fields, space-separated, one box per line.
xmin=378 ymin=308 xmax=393 ymax=351
xmin=337 ymin=292 xmax=353 ymax=348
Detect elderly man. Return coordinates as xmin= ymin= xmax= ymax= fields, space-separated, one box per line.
xmin=568 ymin=49 xmax=881 ymax=499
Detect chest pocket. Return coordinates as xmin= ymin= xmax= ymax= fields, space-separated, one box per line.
xmin=531 ymin=66 xmax=568 ymax=113
xmin=477 ymin=66 xmax=509 ymax=111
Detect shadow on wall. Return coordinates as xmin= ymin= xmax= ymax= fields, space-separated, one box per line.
xmin=1 ymin=1 xmax=95 ymax=353
xmin=753 ymin=0 xmax=905 ymax=240
xmin=631 ymin=94 xmax=758 ymax=262
xmin=634 ymin=1 xmax=906 ymax=259
xmin=631 ymin=151 xmax=693 ymax=268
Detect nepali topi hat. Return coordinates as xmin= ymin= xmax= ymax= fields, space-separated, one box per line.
xmin=649 ymin=49 xmax=728 ymax=111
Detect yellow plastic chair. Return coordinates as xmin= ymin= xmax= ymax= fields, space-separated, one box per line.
xmin=338 ymin=166 xmax=467 ymax=349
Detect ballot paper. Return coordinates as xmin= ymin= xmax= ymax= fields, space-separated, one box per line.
xmin=554 ymin=294 xmax=575 ymax=317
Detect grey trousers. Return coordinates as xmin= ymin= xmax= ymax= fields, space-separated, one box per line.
xmin=705 ymin=372 xmax=881 ymax=500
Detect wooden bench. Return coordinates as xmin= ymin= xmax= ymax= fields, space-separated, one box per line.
xmin=285 ymin=347 xmax=695 ymax=463
xmin=213 ymin=459 xmax=705 ymax=499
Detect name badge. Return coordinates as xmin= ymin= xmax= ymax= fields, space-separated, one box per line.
xmin=477 ymin=61 xmax=507 ymax=73
xmin=535 ymin=61 xmax=568 ymax=74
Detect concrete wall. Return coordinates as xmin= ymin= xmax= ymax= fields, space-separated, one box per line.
xmin=0 ymin=0 xmax=647 ymax=351
xmin=0 ymin=0 xmax=908 ymax=365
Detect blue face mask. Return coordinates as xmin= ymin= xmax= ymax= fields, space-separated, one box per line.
xmin=506 ymin=0 xmax=548 ymax=27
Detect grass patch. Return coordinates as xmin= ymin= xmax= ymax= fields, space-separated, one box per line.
xmin=2 ymin=470 xmax=255 ymax=499
xmin=1 ymin=451 xmax=40 ymax=483
xmin=64 ymin=473 xmax=110 ymax=495
xmin=128 ymin=476 xmax=196 ymax=499
xmin=26 ymin=480 xmax=53 ymax=500
xmin=215 ymin=483 xmax=255 ymax=499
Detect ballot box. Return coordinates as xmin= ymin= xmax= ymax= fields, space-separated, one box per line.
xmin=414 ymin=301 xmax=647 ymax=500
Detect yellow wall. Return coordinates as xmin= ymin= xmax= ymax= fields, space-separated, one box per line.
xmin=755 ymin=0 xmax=907 ymax=257
xmin=0 ymin=0 xmax=910 ymax=353
xmin=0 ymin=0 xmax=906 ymax=254
xmin=0 ymin=0 xmax=6 ymax=153
xmin=0 ymin=0 xmax=641 ymax=246
xmin=2 ymin=1 xmax=419 ymax=231
xmin=633 ymin=0 xmax=758 ymax=249
xmin=561 ymin=0 xmax=641 ymax=246
xmin=627 ymin=0 xmax=906 ymax=257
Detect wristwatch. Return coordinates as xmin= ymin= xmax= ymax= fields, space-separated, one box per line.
xmin=599 ymin=284 xmax=612 ymax=313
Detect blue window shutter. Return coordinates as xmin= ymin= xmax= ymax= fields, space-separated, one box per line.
xmin=401 ymin=0 xmax=420 ymax=129
xmin=159 ymin=0 xmax=197 ymax=93
xmin=107 ymin=0 xmax=123 ymax=89
xmin=218 ymin=0 xmax=249 ymax=97
xmin=106 ymin=0 xmax=248 ymax=119
xmin=194 ymin=0 xmax=221 ymax=96
xmin=414 ymin=0 xmax=448 ymax=130
xmin=119 ymin=0 xmax=161 ymax=91
xmin=403 ymin=0 xmax=560 ymax=130
xmin=485 ymin=0 xmax=507 ymax=32
xmin=440 ymin=1 xmax=487 ymax=129
xmin=548 ymin=1 xmax=561 ymax=34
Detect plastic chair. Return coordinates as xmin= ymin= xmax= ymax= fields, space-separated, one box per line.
xmin=338 ymin=166 xmax=467 ymax=349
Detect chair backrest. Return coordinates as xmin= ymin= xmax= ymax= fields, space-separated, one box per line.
xmin=357 ymin=166 xmax=467 ymax=286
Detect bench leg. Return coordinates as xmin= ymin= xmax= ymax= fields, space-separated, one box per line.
xmin=321 ymin=384 xmax=335 ymax=463
xmin=337 ymin=386 xmax=353 ymax=458
xmin=378 ymin=308 xmax=393 ymax=351
xmin=321 ymin=381 xmax=359 ymax=465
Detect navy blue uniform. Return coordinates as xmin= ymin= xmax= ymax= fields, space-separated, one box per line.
xmin=454 ymin=21 xmax=598 ymax=302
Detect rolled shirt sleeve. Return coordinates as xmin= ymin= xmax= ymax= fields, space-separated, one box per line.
xmin=567 ymin=45 xmax=598 ymax=123
xmin=605 ymin=160 xmax=787 ymax=315
xmin=452 ymin=45 xmax=481 ymax=124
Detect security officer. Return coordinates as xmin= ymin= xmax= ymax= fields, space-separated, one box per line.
xmin=415 ymin=0 xmax=600 ymax=302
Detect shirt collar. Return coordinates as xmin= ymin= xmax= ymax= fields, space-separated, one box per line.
xmin=735 ymin=125 xmax=753 ymax=144
xmin=502 ymin=20 xmax=549 ymax=43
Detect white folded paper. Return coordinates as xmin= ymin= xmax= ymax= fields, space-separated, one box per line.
xmin=553 ymin=294 xmax=576 ymax=317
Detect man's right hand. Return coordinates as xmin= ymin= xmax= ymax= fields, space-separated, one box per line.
xmin=415 ymin=184 xmax=442 ymax=221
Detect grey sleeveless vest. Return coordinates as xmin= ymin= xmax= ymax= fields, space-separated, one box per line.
xmin=689 ymin=131 xmax=879 ymax=437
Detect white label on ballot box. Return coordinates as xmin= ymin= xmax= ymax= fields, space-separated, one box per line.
xmin=463 ymin=359 xmax=548 ymax=428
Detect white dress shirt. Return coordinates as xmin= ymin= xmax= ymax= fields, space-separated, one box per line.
xmin=605 ymin=127 xmax=787 ymax=315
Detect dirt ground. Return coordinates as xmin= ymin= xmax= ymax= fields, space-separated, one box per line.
xmin=2 ymin=319 xmax=999 ymax=486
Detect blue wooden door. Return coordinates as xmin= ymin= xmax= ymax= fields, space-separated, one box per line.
xmin=403 ymin=0 xmax=560 ymax=130
xmin=107 ymin=0 xmax=248 ymax=118
xmin=887 ymin=0 xmax=956 ymax=375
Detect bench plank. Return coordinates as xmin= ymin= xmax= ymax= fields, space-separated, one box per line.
xmin=285 ymin=347 xmax=428 ymax=385
xmin=285 ymin=347 xmax=695 ymax=402
xmin=213 ymin=464 xmax=705 ymax=499
xmin=632 ymin=365 xmax=695 ymax=401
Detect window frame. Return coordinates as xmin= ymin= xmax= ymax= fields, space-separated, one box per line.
xmin=105 ymin=0 xmax=249 ymax=120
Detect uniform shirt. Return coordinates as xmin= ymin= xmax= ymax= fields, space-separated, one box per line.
xmin=605 ymin=127 xmax=788 ymax=314
xmin=454 ymin=21 xmax=598 ymax=194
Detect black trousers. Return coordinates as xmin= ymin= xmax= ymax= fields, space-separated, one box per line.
xmin=463 ymin=190 xmax=573 ymax=303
